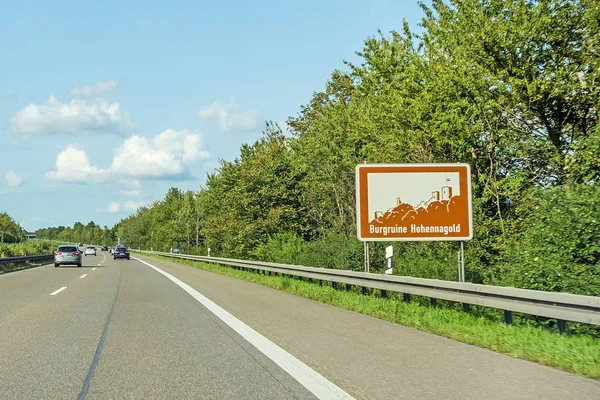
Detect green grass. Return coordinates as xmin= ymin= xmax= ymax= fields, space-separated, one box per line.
xmin=0 ymin=240 xmax=63 ymax=274
xmin=147 ymin=253 xmax=600 ymax=380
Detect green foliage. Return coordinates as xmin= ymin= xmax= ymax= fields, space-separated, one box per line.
xmin=61 ymin=0 xmax=598 ymax=315
xmin=492 ymin=185 xmax=600 ymax=297
xmin=0 ymin=211 xmax=24 ymax=243
xmin=0 ymin=240 xmax=62 ymax=258
xmin=252 ymin=231 xmax=364 ymax=270
xmin=36 ymin=221 xmax=115 ymax=245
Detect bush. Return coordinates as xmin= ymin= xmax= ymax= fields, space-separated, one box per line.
xmin=491 ymin=184 xmax=600 ymax=297
xmin=0 ymin=240 xmax=63 ymax=258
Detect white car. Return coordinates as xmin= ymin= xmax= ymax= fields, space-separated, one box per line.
xmin=84 ymin=246 xmax=97 ymax=256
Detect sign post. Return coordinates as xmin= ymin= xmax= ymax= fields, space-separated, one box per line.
xmin=356 ymin=163 xmax=473 ymax=280
xmin=363 ymin=242 xmax=369 ymax=273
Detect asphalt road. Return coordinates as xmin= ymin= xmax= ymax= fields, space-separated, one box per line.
xmin=1 ymin=251 xmax=599 ymax=400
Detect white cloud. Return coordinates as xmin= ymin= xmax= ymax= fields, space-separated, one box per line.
xmin=105 ymin=200 xmax=146 ymax=214
xmin=69 ymin=80 xmax=118 ymax=98
xmin=11 ymin=96 xmax=137 ymax=136
xmin=45 ymin=129 xmax=210 ymax=183
xmin=4 ymin=171 xmax=22 ymax=187
xmin=109 ymin=129 xmax=210 ymax=178
xmin=45 ymin=145 xmax=108 ymax=182
xmin=198 ymin=98 xmax=261 ymax=133
xmin=106 ymin=202 xmax=121 ymax=213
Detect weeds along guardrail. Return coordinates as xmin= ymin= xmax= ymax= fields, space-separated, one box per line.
xmin=135 ymin=250 xmax=600 ymax=332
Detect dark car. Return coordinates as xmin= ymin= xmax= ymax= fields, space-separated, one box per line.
xmin=101 ymin=245 xmax=108 ymax=251
xmin=113 ymin=245 xmax=130 ymax=260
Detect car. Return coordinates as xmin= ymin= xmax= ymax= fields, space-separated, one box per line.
xmin=54 ymin=245 xmax=82 ymax=268
xmin=85 ymin=246 xmax=97 ymax=256
xmin=113 ymin=245 xmax=130 ymax=260
xmin=101 ymin=245 xmax=108 ymax=251
xmin=173 ymin=248 xmax=180 ymax=253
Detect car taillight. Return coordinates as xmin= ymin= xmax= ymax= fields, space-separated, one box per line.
xmin=72 ymin=252 xmax=79 ymax=256
xmin=125 ymin=251 xmax=129 ymax=253
xmin=55 ymin=252 xmax=62 ymax=256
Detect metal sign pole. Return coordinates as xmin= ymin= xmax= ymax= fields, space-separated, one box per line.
xmin=457 ymin=242 xmax=461 ymax=282
xmin=460 ymin=241 xmax=465 ymax=282
xmin=365 ymin=242 xmax=370 ymax=273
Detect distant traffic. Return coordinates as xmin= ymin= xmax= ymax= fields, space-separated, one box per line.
xmin=53 ymin=243 xmax=130 ymax=268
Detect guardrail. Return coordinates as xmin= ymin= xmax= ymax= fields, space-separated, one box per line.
xmin=136 ymin=250 xmax=600 ymax=330
xmin=0 ymin=254 xmax=54 ymax=265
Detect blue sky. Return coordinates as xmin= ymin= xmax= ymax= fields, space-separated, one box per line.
xmin=0 ymin=0 xmax=425 ymax=231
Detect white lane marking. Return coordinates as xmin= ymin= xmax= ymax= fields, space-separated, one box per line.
xmin=97 ymin=264 xmax=102 ymax=266
xmin=50 ymin=287 xmax=67 ymax=296
xmin=92 ymin=268 xmax=97 ymax=271
xmin=133 ymin=257 xmax=354 ymax=400
xmin=80 ymin=274 xmax=88 ymax=279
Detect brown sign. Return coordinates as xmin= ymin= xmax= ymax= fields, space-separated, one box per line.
xmin=356 ymin=164 xmax=473 ymax=241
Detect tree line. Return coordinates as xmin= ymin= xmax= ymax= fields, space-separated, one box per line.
xmin=43 ymin=0 xmax=600 ymax=297
xmin=35 ymin=222 xmax=116 ymax=246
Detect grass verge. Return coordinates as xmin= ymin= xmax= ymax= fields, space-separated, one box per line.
xmin=148 ymin=254 xmax=600 ymax=380
xmin=0 ymin=240 xmax=61 ymax=274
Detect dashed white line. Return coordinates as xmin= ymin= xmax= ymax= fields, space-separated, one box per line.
xmin=92 ymin=268 xmax=97 ymax=271
xmin=80 ymin=274 xmax=88 ymax=279
xmin=134 ymin=257 xmax=354 ymax=400
xmin=50 ymin=287 xmax=67 ymax=296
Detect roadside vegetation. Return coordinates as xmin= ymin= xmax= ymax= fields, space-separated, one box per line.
xmin=151 ymin=254 xmax=600 ymax=380
xmin=0 ymin=240 xmax=61 ymax=258
xmin=0 ymin=239 xmax=65 ymax=274
xmin=0 ymin=211 xmax=82 ymax=273
xmin=38 ymin=0 xmax=600 ymax=333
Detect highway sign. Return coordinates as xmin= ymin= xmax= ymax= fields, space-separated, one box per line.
xmin=355 ymin=163 xmax=473 ymax=241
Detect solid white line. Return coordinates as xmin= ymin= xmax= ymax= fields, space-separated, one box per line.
xmin=50 ymin=287 xmax=67 ymax=296
xmin=80 ymin=274 xmax=88 ymax=278
xmin=92 ymin=268 xmax=97 ymax=271
xmin=133 ymin=257 xmax=353 ymax=400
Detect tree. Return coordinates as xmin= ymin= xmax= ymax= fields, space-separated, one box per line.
xmin=0 ymin=212 xmax=23 ymax=243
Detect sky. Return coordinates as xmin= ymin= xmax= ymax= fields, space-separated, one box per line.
xmin=0 ymin=0 xmax=425 ymax=232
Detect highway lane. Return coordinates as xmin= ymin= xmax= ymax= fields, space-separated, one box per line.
xmin=131 ymin=254 xmax=600 ymax=400
xmin=0 ymin=252 xmax=117 ymax=399
xmin=0 ymin=250 xmax=108 ymax=321
xmin=2 ymin=251 xmax=599 ymax=399
xmin=0 ymin=251 xmax=339 ymax=399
